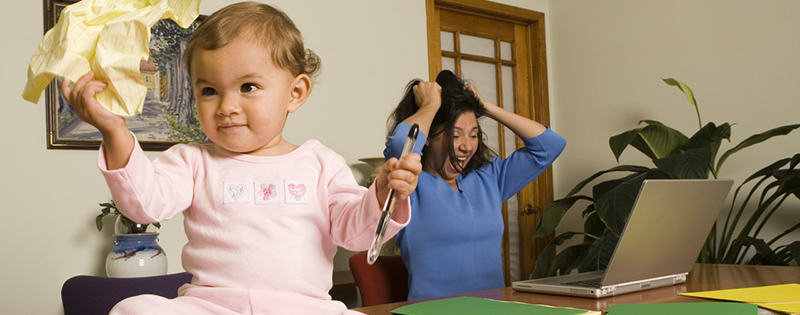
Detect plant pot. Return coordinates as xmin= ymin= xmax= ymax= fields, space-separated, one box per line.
xmin=105 ymin=233 xmax=168 ymax=278
xmin=359 ymin=157 xmax=385 ymax=187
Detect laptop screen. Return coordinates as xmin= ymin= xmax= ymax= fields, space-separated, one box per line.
xmin=601 ymin=179 xmax=734 ymax=286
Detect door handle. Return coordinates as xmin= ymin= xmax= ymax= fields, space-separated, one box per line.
xmin=523 ymin=204 xmax=539 ymax=216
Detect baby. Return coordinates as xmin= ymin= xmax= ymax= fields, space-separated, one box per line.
xmin=61 ymin=2 xmax=421 ymax=314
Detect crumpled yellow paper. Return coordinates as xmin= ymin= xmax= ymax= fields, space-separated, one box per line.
xmin=22 ymin=0 xmax=201 ymax=116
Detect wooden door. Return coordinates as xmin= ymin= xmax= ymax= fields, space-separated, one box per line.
xmin=425 ymin=0 xmax=554 ymax=283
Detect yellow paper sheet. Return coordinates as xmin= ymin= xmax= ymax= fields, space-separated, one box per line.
xmin=680 ymin=283 xmax=800 ymax=314
xmin=22 ymin=0 xmax=201 ymax=116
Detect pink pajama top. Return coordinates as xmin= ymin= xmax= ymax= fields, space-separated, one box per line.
xmin=98 ymin=137 xmax=409 ymax=314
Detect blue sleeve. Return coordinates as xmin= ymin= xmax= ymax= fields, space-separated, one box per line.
xmin=493 ymin=127 xmax=566 ymax=201
xmin=383 ymin=122 xmax=427 ymax=161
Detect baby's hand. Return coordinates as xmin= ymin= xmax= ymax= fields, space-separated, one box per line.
xmin=62 ymin=71 xmax=135 ymax=169
xmin=376 ymin=153 xmax=422 ymax=206
xmin=61 ymin=72 xmax=126 ymax=135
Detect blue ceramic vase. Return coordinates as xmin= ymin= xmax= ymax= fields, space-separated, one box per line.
xmin=105 ymin=233 xmax=168 ymax=278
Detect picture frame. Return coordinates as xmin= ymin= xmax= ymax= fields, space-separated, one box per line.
xmin=43 ymin=0 xmax=208 ymax=151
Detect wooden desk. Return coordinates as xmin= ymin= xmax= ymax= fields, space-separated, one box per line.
xmin=352 ymin=263 xmax=800 ymax=314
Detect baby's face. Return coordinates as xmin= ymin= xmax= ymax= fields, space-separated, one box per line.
xmin=190 ymin=37 xmax=301 ymax=156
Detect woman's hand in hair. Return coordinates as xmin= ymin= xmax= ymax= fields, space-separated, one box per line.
xmin=466 ymin=83 xmax=501 ymax=117
xmin=404 ymin=81 xmax=442 ymax=136
xmin=413 ymin=81 xmax=442 ymax=110
xmin=466 ymin=83 xmax=547 ymax=139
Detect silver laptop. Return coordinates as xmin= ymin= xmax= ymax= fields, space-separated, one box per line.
xmin=512 ymin=179 xmax=733 ymax=298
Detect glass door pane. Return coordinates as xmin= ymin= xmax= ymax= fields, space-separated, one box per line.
xmin=448 ymin=36 xmax=522 ymax=281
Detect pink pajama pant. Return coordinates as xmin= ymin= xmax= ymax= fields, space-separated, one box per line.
xmin=110 ymin=284 xmax=361 ymax=315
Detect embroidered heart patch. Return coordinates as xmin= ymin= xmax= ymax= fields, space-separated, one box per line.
xmin=223 ymin=181 xmax=250 ymax=204
xmin=228 ymin=184 xmax=247 ymax=200
xmin=288 ymin=183 xmax=307 ymax=201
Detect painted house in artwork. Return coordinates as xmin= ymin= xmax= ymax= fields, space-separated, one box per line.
xmin=140 ymin=56 xmax=160 ymax=98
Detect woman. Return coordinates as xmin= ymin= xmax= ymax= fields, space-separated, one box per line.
xmin=384 ymin=70 xmax=566 ymax=300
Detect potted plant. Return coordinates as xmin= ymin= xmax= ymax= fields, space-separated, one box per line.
xmin=530 ymin=78 xmax=800 ymax=279
xmin=96 ymin=201 xmax=161 ymax=234
xmin=96 ymin=200 xmax=168 ymax=277
xmin=713 ymin=155 xmax=800 ymax=265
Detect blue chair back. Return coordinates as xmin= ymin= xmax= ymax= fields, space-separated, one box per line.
xmin=61 ymin=272 xmax=192 ymax=315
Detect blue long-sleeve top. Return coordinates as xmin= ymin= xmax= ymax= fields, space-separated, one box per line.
xmin=383 ymin=122 xmax=566 ymax=300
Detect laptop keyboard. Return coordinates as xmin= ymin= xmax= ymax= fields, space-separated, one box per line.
xmin=563 ymin=278 xmax=603 ymax=288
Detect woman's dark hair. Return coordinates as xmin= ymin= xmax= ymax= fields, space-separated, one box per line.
xmin=387 ymin=70 xmax=496 ymax=176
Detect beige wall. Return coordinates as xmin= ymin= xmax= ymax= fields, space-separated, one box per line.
xmin=548 ymin=0 xmax=800 ymax=247
xmin=3 ymin=1 xmax=433 ymax=314
xmin=3 ymin=0 xmax=798 ymax=314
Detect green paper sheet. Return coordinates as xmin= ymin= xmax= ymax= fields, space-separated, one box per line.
xmin=390 ymin=297 xmax=600 ymax=315
xmin=604 ymin=302 xmax=757 ymax=315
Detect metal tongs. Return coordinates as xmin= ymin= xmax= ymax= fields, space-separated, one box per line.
xmin=367 ymin=123 xmax=419 ymax=265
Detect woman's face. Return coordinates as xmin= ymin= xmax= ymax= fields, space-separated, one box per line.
xmin=426 ymin=111 xmax=480 ymax=182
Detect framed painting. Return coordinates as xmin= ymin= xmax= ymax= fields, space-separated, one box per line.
xmin=43 ymin=0 xmax=208 ymax=150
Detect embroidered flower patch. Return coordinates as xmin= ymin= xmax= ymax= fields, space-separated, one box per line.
xmin=255 ymin=181 xmax=281 ymax=205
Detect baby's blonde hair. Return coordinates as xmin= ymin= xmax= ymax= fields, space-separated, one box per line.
xmin=183 ymin=1 xmax=321 ymax=79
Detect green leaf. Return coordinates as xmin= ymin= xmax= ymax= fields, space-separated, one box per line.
xmin=662 ymin=78 xmax=697 ymax=106
xmin=530 ymin=231 xmax=580 ymax=279
xmin=581 ymin=203 xmax=595 ymax=219
xmin=716 ymin=124 xmax=800 ymax=173
xmin=95 ymin=214 xmax=104 ymax=232
xmin=565 ymin=165 xmax=651 ymax=197
xmin=653 ymin=146 xmax=712 ymax=179
xmin=722 ymin=178 xmax=785 ymax=264
xmin=742 ymin=237 xmax=787 ymax=265
xmin=533 ymin=196 xmax=593 ymax=238
xmin=680 ymin=122 xmax=731 ymax=174
xmin=609 ymin=120 xmax=688 ymax=162
xmin=784 ymin=241 xmax=800 ymax=265
xmin=609 ymin=129 xmax=642 ymax=162
xmin=595 ymin=174 xmax=646 ymax=236
xmin=548 ymin=242 xmax=592 ymax=277
xmin=743 ymin=158 xmax=792 ymax=183
xmin=582 ymin=211 xmax=607 ymax=243
xmin=765 ymin=157 xmax=800 ymax=202
xmin=652 ymin=122 xmax=734 ymax=179
xmin=530 ymin=249 xmax=552 ymax=279
xmin=777 ymin=172 xmax=800 ymax=199
xmin=662 ymin=78 xmax=703 ymax=128
xmin=577 ymin=232 xmax=619 ymax=272
xmin=592 ymin=170 xmax=670 ymax=199
xmin=634 ymin=120 xmax=689 ymax=159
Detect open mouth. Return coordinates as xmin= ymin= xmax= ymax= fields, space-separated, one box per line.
xmin=456 ymin=156 xmax=467 ymax=169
